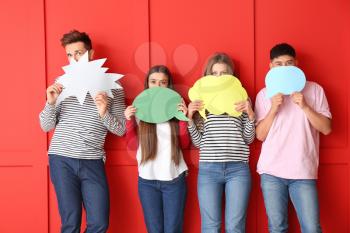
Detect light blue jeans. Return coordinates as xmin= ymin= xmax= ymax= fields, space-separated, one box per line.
xmin=260 ymin=174 xmax=322 ymax=233
xmin=197 ymin=162 xmax=251 ymax=233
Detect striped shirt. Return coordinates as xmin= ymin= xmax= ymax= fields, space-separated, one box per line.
xmin=39 ymin=88 xmax=126 ymax=159
xmin=188 ymin=113 xmax=255 ymax=162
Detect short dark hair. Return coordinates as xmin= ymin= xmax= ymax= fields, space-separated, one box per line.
xmin=270 ymin=43 xmax=296 ymax=60
xmin=60 ymin=30 xmax=92 ymax=50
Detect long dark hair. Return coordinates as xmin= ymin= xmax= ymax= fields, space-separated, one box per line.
xmin=139 ymin=65 xmax=181 ymax=165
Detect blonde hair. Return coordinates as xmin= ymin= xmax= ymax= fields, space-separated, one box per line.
xmin=203 ymin=52 xmax=235 ymax=76
xmin=192 ymin=53 xmax=236 ymax=130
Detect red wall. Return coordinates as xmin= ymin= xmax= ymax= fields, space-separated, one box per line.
xmin=0 ymin=0 xmax=349 ymax=232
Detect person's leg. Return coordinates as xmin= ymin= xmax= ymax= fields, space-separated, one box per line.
xmin=80 ymin=159 xmax=109 ymax=233
xmin=289 ymin=179 xmax=322 ymax=233
xmin=224 ymin=162 xmax=251 ymax=233
xmin=138 ymin=177 xmax=164 ymax=233
xmin=49 ymin=154 xmax=82 ymax=233
xmin=260 ymin=174 xmax=289 ymax=233
xmin=162 ymin=172 xmax=187 ymax=233
xmin=197 ymin=162 xmax=224 ymax=233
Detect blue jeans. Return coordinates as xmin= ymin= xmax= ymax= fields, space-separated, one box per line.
xmin=49 ymin=154 xmax=109 ymax=233
xmin=197 ymin=162 xmax=251 ymax=233
xmin=138 ymin=172 xmax=187 ymax=233
xmin=260 ymin=174 xmax=322 ymax=233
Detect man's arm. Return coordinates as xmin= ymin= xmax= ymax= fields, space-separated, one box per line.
xmin=256 ymin=93 xmax=284 ymax=141
xmin=291 ymin=92 xmax=332 ymax=135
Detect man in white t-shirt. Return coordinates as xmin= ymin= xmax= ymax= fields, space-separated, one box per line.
xmin=255 ymin=43 xmax=332 ymax=233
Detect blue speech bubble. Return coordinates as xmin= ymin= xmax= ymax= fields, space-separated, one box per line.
xmin=265 ymin=66 xmax=306 ymax=98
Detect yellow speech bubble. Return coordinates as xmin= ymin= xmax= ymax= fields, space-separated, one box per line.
xmin=188 ymin=75 xmax=248 ymax=119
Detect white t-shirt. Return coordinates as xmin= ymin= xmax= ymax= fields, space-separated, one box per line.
xmin=136 ymin=122 xmax=188 ymax=181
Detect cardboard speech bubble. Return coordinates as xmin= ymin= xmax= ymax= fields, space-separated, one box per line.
xmin=188 ymin=75 xmax=248 ymax=119
xmin=133 ymin=87 xmax=189 ymax=123
xmin=265 ymin=66 xmax=306 ymax=98
xmin=56 ymin=52 xmax=123 ymax=105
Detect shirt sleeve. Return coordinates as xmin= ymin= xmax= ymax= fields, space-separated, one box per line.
xmin=187 ymin=122 xmax=202 ymax=148
xmin=178 ymin=121 xmax=191 ymax=150
xmin=241 ymin=112 xmax=256 ymax=145
xmin=314 ymin=83 xmax=332 ymax=119
xmin=101 ymin=88 xmax=126 ymax=136
xmin=39 ymin=102 xmax=61 ymax=132
xmin=125 ymin=118 xmax=139 ymax=151
xmin=254 ymin=88 xmax=270 ymax=124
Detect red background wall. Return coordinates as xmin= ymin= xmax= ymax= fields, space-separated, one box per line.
xmin=0 ymin=0 xmax=349 ymax=232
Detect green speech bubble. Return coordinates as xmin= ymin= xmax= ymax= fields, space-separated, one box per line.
xmin=133 ymin=87 xmax=189 ymax=123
